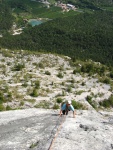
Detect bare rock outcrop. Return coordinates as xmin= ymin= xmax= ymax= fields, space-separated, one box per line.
xmin=0 ymin=109 xmax=113 ymax=150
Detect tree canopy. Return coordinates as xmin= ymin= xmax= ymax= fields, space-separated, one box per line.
xmin=0 ymin=11 xmax=113 ymax=66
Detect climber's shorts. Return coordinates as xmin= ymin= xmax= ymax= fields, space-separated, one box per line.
xmin=62 ymin=110 xmax=68 ymax=115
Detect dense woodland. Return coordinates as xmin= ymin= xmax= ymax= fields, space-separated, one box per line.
xmin=0 ymin=0 xmax=113 ymax=66
xmin=1 ymin=11 xmax=113 ymax=66
xmin=0 ymin=3 xmax=14 ymax=34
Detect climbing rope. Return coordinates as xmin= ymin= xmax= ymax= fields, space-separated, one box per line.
xmin=48 ymin=115 xmax=66 ymax=150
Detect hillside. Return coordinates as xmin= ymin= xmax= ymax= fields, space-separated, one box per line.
xmin=0 ymin=0 xmax=113 ymax=66
xmin=1 ymin=11 xmax=113 ymax=66
xmin=0 ymin=1 xmax=113 ymax=149
xmin=0 ymin=49 xmax=113 ymax=111
xmin=0 ymin=49 xmax=113 ymax=150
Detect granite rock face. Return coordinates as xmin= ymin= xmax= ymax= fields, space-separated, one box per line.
xmin=52 ymin=110 xmax=113 ymax=150
xmin=0 ymin=109 xmax=61 ymax=150
xmin=0 ymin=109 xmax=113 ymax=150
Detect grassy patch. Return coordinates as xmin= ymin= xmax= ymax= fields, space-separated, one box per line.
xmin=19 ymin=101 xmax=24 ymax=106
xmin=29 ymin=141 xmax=39 ymax=149
xmin=0 ymin=104 xmax=5 ymax=111
xmin=30 ymin=89 xmax=39 ymax=97
xmin=72 ymin=100 xmax=87 ymax=110
xmin=35 ymin=101 xmax=50 ymax=109
xmin=86 ymin=95 xmax=97 ymax=109
xmin=35 ymin=80 xmax=40 ymax=89
xmin=57 ymin=72 xmax=64 ymax=78
xmin=25 ymin=99 xmax=36 ymax=104
xmin=76 ymin=90 xmax=84 ymax=95
xmin=99 ymin=95 xmax=113 ymax=108
xmin=56 ymin=97 xmax=63 ymax=103
xmin=53 ymin=103 xmax=59 ymax=109
xmin=66 ymin=86 xmax=72 ymax=93
xmin=99 ymin=77 xmax=111 ymax=84
xmin=6 ymin=105 xmax=12 ymax=111
xmin=45 ymin=70 xmax=51 ymax=75
xmin=12 ymin=63 xmax=25 ymax=71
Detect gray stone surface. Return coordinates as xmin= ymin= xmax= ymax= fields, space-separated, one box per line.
xmin=0 ymin=109 xmax=113 ymax=150
xmin=52 ymin=110 xmax=113 ymax=150
xmin=0 ymin=109 xmax=61 ymax=150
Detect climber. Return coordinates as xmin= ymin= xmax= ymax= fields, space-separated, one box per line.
xmin=59 ymin=100 xmax=75 ymax=118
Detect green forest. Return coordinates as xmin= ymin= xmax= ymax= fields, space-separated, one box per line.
xmin=0 ymin=3 xmax=14 ymax=34
xmin=0 ymin=0 xmax=113 ymax=66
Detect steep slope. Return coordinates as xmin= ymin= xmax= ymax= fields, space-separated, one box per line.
xmin=53 ymin=110 xmax=113 ymax=150
xmin=0 ymin=49 xmax=113 ymax=150
xmin=0 ymin=108 xmax=113 ymax=150
xmin=0 ymin=49 xmax=113 ymax=111
xmin=1 ymin=11 xmax=113 ymax=66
